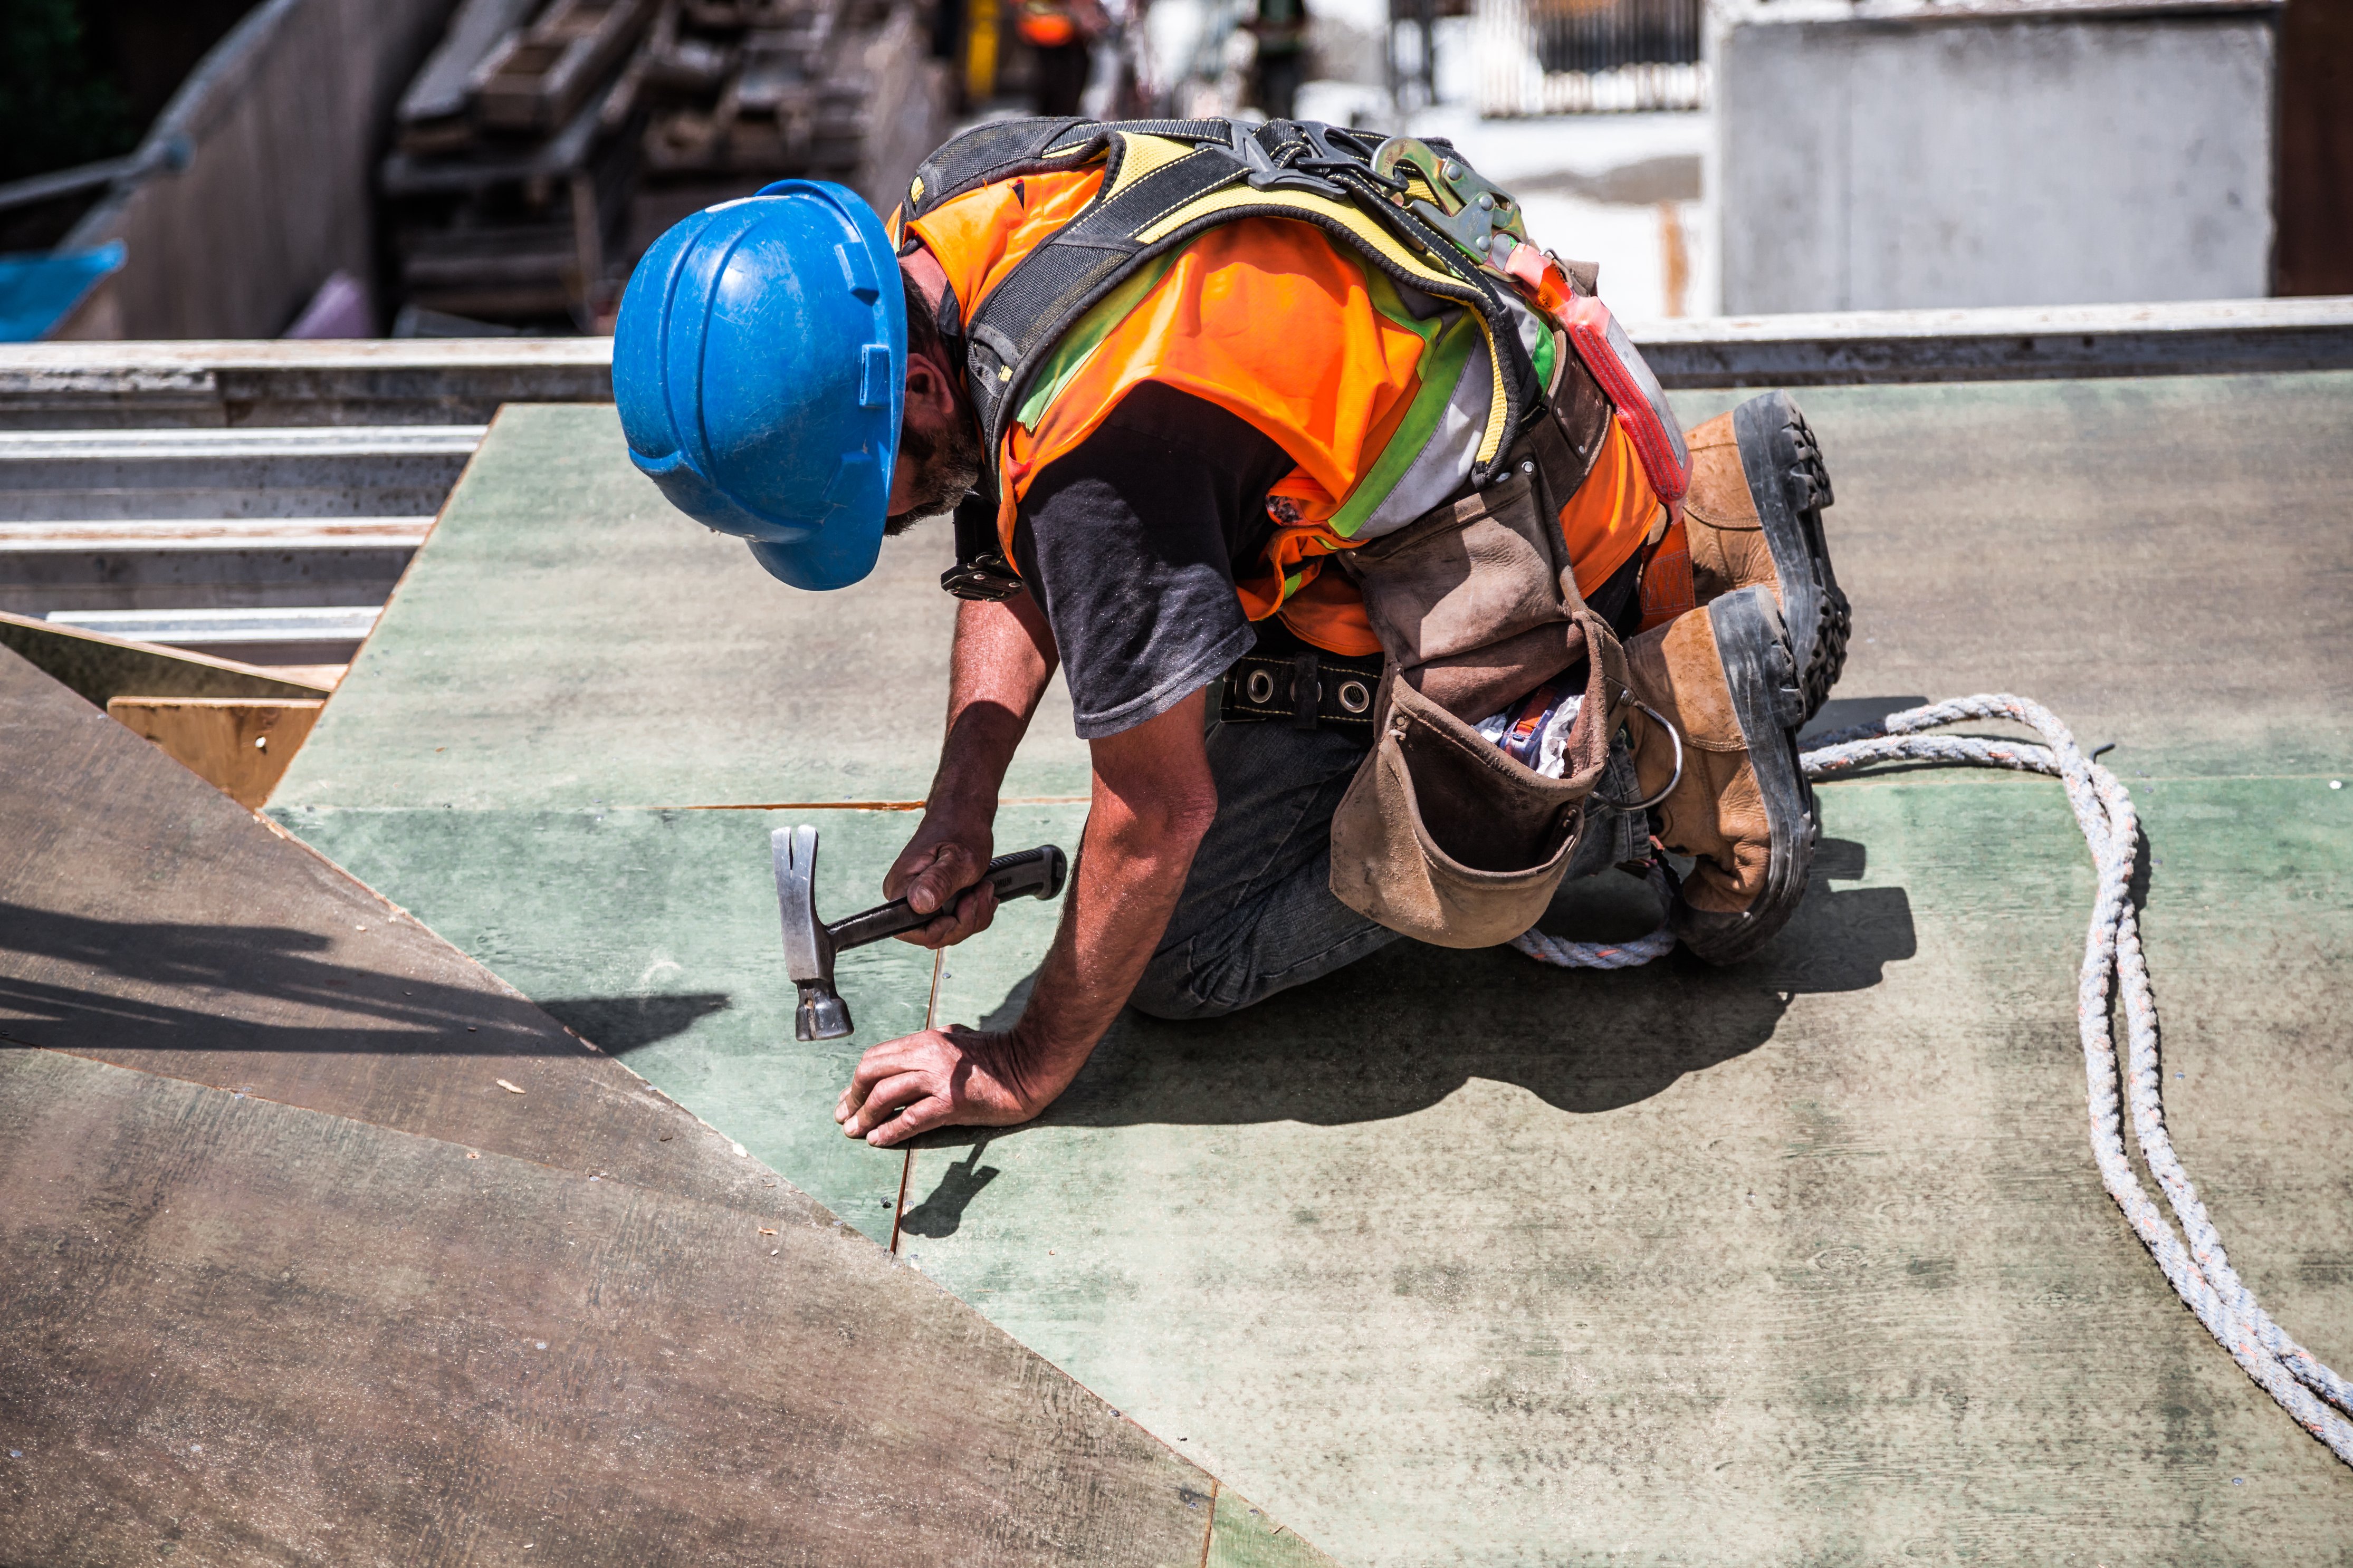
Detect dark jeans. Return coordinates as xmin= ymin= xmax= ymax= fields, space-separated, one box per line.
xmin=1128 ymin=710 xmax=1401 ymax=1020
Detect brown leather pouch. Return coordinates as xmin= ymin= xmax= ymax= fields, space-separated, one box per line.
xmin=1328 ymin=412 xmax=1635 ymax=945
xmin=1329 ymin=610 xmax=1629 ymax=947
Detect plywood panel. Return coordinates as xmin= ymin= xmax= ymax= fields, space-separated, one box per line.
xmin=0 ymin=646 xmax=1336 ymax=1565
xmin=267 ymin=403 xmax=1090 ymax=813
xmin=108 ymin=695 xmax=324 ymax=807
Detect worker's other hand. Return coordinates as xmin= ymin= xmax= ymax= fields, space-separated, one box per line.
xmin=884 ymin=812 xmax=998 ymax=948
xmin=835 ymin=1025 xmax=1055 ymax=1146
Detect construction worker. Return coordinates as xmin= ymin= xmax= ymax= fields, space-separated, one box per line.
xmin=613 ymin=118 xmax=1847 ymax=1148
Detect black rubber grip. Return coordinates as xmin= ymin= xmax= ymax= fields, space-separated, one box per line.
xmin=824 ymin=843 xmax=1068 ymax=954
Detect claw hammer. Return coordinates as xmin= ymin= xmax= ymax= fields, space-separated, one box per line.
xmin=771 ymin=825 xmax=1068 ymax=1042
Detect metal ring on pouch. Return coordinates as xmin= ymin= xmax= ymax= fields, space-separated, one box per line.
xmin=1336 ymin=678 xmax=1371 ymax=715
xmin=1595 ymin=700 xmax=1682 ymax=812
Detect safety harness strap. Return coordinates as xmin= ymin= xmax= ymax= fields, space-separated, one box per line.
xmin=911 ymin=116 xmax=1543 ymax=490
xmin=905 ymin=116 xmax=1234 ymax=216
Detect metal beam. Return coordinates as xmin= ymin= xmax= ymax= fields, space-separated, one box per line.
xmin=0 ymin=299 xmax=2348 ymax=427
xmin=1632 ymin=296 xmax=2353 ymax=387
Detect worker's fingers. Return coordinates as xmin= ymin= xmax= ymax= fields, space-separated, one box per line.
xmin=895 ymin=879 xmax=999 ymax=948
xmin=881 ymin=840 xmax=944 ymax=903
xmin=956 ymin=880 xmax=1000 ymax=938
xmin=904 ymin=842 xmax=986 ymax=917
xmin=865 ymin=1094 xmax=955 ymax=1148
xmin=841 ymin=1070 xmax=932 ymax=1140
xmin=841 ymin=1037 xmax=931 ymax=1106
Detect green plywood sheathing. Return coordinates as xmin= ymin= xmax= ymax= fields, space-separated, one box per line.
xmin=266 ymin=374 xmax=2353 ymax=1561
xmin=277 ymin=376 xmax=2353 ymax=818
xmin=1668 ymin=372 xmax=2353 ymax=777
xmin=1208 ymin=1486 xmax=1343 ymax=1568
xmin=277 ymin=775 xmax=2353 ymax=1563
xmin=266 ymin=803 xmax=1024 ymax=1241
xmin=267 ymin=403 xmax=1089 ymax=813
xmin=899 ymin=772 xmax=2353 ymax=1564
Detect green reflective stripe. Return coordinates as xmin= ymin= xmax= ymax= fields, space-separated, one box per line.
xmin=1532 ymin=321 xmax=1557 ymax=391
xmin=1013 ymin=227 xmax=1481 ymax=544
xmin=1013 ymin=249 xmax=1188 ymax=432
xmin=1323 ymin=274 xmax=1482 ymax=540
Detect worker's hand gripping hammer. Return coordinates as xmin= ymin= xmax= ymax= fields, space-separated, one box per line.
xmin=771 ymin=824 xmax=1068 ymax=1042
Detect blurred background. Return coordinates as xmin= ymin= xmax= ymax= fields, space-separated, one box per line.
xmin=1 ymin=0 xmax=2342 ymax=343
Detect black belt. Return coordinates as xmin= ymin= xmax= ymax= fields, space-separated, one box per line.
xmin=1219 ymin=648 xmax=1381 ymax=731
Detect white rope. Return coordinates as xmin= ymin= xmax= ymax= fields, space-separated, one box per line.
xmin=1508 ymin=864 xmax=1678 ymax=968
xmin=1515 ymin=692 xmax=2353 ymax=1465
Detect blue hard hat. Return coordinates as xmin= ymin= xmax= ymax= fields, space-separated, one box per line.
xmin=613 ymin=180 xmax=906 ymax=591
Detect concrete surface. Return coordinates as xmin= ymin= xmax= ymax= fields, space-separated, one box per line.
xmin=0 ymin=643 xmax=1332 ymax=1566
xmin=1716 ymin=8 xmax=2277 ymax=313
xmin=271 ymin=379 xmax=2353 ymax=1562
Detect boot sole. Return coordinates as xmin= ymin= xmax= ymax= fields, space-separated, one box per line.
xmin=1671 ymin=585 xmax=1818 ymax=966
xmin=1733 ymin=390 xmax=1850 ymax=724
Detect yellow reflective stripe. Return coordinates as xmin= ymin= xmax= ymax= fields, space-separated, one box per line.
xmin=1136 ymin=185 xmax=1440 ymax=283
xmin=1135 ymin=184 xmax=1513 ymax=464
xmin=1104 ymin=131 xmax=1199 ymax=198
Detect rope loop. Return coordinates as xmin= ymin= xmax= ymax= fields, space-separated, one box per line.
xmin=1509 ymin=692 xmax=2353 ymax=1465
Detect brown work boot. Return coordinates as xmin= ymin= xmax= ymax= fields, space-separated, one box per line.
xmin=1623 ymin=584 xmax=1816 ymax=964
xmin=1680 ymin=390 xmax=1849 ymax=723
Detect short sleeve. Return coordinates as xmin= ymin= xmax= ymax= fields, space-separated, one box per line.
xmin=1012 ymin=384 xmax=1290 ymax=740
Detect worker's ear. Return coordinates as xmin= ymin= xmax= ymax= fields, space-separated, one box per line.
xmin=903 ymin=345 xmax=961 ymax=432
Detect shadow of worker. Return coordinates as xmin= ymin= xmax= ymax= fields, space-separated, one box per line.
xmin=0 ymin=901 xmax=727 ymax=1062
xmin=981 ymin=838 xmax=1915 ymax=1134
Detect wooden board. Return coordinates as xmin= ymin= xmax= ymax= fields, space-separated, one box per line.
xmin=107 ymin=696 xmax=324 ymax=807
xmin=0 ymin=1050 xmax=1228 ymax=1568
xmin=0 ymin=608 xmax=332 ymax=705
xmin=0 ymin=645 xmax=1337 ymax=1567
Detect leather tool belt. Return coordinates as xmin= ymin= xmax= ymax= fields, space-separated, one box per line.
xmin=1220 ymin=648 xmax=1382 ymax=732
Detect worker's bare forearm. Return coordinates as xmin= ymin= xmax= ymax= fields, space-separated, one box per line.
xmin=930 ymin=592 xmax=1057 ymax=816
xmin=1006 ymin=697 xmax=1218 ymax=1090
xmin=840 ymin=693 xmax=1217 ymax=1143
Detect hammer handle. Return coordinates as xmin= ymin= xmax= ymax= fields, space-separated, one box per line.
xmin=825 ymin=843 xmax=1068 ymax=954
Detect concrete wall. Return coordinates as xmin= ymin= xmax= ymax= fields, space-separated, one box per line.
xmin=1716 ymin=8 xmax=2275 ymax=314
xmin=62 ymin=0 xmax=458 ymax=340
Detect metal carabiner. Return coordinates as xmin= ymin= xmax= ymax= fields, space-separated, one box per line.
xmin=1595 ymin=699 xmax=1683 ymax=813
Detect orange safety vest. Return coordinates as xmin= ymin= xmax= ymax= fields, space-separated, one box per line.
xmin=896 ymin=163 xmax=1669 ymax=655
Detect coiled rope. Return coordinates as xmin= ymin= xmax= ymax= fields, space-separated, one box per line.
xmin=1513 ymin=694 xmax=2353 ymax=1465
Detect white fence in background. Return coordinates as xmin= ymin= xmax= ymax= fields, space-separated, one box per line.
xmin=1475 ymin=0 xmax=1708 ymax=116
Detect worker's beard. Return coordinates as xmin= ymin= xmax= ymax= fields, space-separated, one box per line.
xmin=885 ymin=414 xmax=984 ymax=535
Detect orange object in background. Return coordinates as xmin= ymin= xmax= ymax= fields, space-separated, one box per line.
xmin=1014 ymin=0 xmax=1078 ymax=45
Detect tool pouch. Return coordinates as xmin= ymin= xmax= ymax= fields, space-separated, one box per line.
xmin=1327 ymin=410 xmax=1635 ymax=948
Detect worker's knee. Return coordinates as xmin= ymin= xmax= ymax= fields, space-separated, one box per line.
xmin=1126 ymin=940 xmax=1247 ymax=1021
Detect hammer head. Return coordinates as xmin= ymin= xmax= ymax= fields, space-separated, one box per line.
xmin=772 ymin=825 xmax=855 ymax=1042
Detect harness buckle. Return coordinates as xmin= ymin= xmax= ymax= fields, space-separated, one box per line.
xmin=1369 ymin=136 xmax=1531 ymax=270
xmin=940 ymin=491 xmax=1025 ymax=602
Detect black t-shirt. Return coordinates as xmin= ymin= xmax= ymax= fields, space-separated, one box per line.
xmin=1012 ymin=382 xmax=1294 ymax=740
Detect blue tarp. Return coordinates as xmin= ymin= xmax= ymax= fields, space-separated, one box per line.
xmin=0 ymin=243 xmax=127 ymax=342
